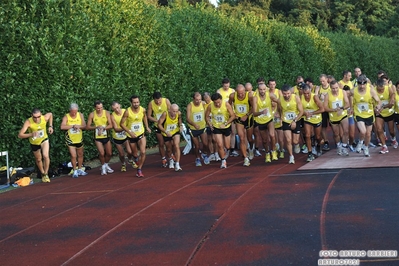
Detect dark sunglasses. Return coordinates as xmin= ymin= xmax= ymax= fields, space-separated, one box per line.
xmin=32 ymin=115 xmax=41 ymax=119
xmin=358 ymin=81 xmax=367 ymax=85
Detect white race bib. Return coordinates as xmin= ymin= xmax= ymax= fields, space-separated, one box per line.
xmin=69 ymin=128 xmax=80 ymax=134
xmin=357 ymin=103 xmax=369 ymax=113
xmin=332 ymin=100 xmax=343 ymax=109
xmin=193 ymin=112 xmax=203 ymax=122
xmin=235 ymin=104 xmax=247 ymax=114
xmin=116 ymin=131 xmax=126 ymax=138
xmin=215 ymin=114 xmax=225 ymax=123
xmin=166 ymin=124 xmax=177 ymax=132
xmin=131 ymin=123 xmax=142 ymax=132
xmin=285 ymin=112 xmax=296 ymax=121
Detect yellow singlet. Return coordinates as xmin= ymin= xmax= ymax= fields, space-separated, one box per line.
xmin=301 ymin=93 xmax=322 ymax=124
xmin=66 ymin=112 xmax=83 ymax=144
xmin=254 ymin=92 xmax=273 ymax=124
xmin=327 ymin=90 xmax=347 ymax=122
xmin=376 ymin=86 xmax=394 ymax=117
xmin=189 ymin=102 xmax=206 ymax=130
xmin=93 ymin=110 xmax=108 ymax=139
xmin=218 ymin=88 xmax=235 ymax=102
xmin=126 ymin=107 xmax=145 ymax=138
xmin=338 ymin=80 xmax=353 ymax=90
xmin=353 ymin=85 xmax=374 ymax=119
xmin=28 ymin=115 xmax=48 ymax=145
xmin=281 ymin=94 xmax=299 ymax=123
xmin=111 ymin=109 xmax=127 ymax=140
xmin=234 ymin=92 xmax=250 ymax=118
xmin=211 ymin=101 xmax=231 ymax=129
xmin=161 ymin=111 xmax=180 ymax=137
xmin=151 ymin=98 xmax=167 ymax=127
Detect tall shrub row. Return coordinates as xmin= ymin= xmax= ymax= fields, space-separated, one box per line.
xmin=1 ymin=0 xmax=399 ymax=167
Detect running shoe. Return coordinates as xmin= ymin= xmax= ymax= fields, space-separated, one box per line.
xmin=364 ymin=146 xmax=370 ymax=157
xmin=42 ymin=174 xmax=51 ymax=183
xmin=254 ymin=149 xmax=262 ymax=157
xmin=243 ymin=157 xmax=250 ymax=167
xmin=288 ymin=155 xmax=295 ymax=164
xmin=392 ymin=139 xmax=398 ymax=149
xmin=271 ymin=150 xmax=278 ymax=161
xmin=203 ymin=155 xmax=210 ymax=165
xmin=355 ymin=142 xmax=363 ymax=153
xmin=294 ymin=144 xmax=301 ymax=154
xmin=121 ymin=164 xmax=127 ymax=172
xmin=341 ymin=147 xmax=349 ymax=156
xmin=77 ymin=168 xmax=87 ymax=176
xmin=220 ymin=159 xmax=227 ymax=169
xmin=248 ymin=149 xmax=254 ymax=160
xmin=301 ymin=144 xmax=308 ymax=153
xmin=208 ymin=154 xmax=216 ymax=161
xmin=105 ymin=163 xmax=114 ymax=173
xmin=380 ymin=146 xmax=389 ymax=154
xmin=136 ymin=169 xmax=144 ymax=178
xmin=265 ymin=153 xmax=271 ymax=163
xmin=195 ymin=158 xmax=202 ymax=167
xmin=322 ymin=143 xmax=330 ymax=151
xmin=161 ymin=158 xmax=167 ymax=168
xmin=175 ymin=162 xmax=182 ymax=172
xmin=72 ymin=170 xmax=79 ymax=178
xmin=306 ymin=154 xmax=313 ymax=162
xmin=231 ymin=150 xmax=240 ymax=157
xmin=279 ymin=150 xmax=285 ymax=159
xmin=169 ymin=159 xmax=175 ymax=169
xmin=101 ymin=165 xmax=107 ymax=175
xmin=215 ymin=152 xmax=221 ymax=161
xmin=129 ymin=159 xmax=138 ymax=169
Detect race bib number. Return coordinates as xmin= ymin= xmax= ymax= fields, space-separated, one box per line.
xmin=37 ymin=129 xmax=45 ymax=138
xmin=215 ymin=114 xmax=225 ymax=123
xmin=305 ymin=109 xmax=315 ymax=119
xmin=193 ymin=112 xmax=203 ymax=122
xmin=69 ymin=128 xmax=80 ymax=134
xmin=166 ymin=124 xmax=177 ymax=132
xmin=285 ymin=112 xmax=296 ymax=121
xmin=332 ymin=100 xmax=343 ymax=109
xmin=116 ymin=131 xmax=126 ymax=138
xmin=131 ymin=123 xmax=142 ymax=132
xmin=259 ymin=108 xmax=271 ymax=117
xmin=235 ymin=104 xmax=247 ymax=114
xmin=357 ymin=103 xmax=369 ymax=113
xmin=381 ymin=100 xmax=389 ymax=107
xmin=95 ymin=127 xmax=107 ymax=137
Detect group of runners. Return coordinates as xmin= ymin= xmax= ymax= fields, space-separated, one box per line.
xmin=18 ymin=67 xmax=399 ymax=182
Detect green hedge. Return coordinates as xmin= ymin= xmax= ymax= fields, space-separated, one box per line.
xmin=1 ymin=0 xmax=399 ymax=167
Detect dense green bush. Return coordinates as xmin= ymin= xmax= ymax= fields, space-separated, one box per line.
xmin=1 ymin=0 xmax=398 ymax=167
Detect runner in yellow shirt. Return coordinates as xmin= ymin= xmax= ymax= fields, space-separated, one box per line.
xmin=87 ymin=100 xmax=114 ymax=175
xmin=186 ymin=92 xmax=210 ymax=166
xmin=205 ymin=93 xmax=236 ymax=169
xmin=120 ymin=95 xmax=151 ymax=178
xmin=158 ymin=104 xmax=183 ymax=172
xmin=348 ymin=75 xmax=382 ymax=157
xmin=278 ymin=84 xmax=304 ymax=164
xmin=147 ymin=91 xmax=171 ymax=167
xmin=18 ymin=108 xmax=54 ymax=183
xmin=374 ymin=78 xmax=395 ymax=154
xmin=229 ymin=84 xmax=254 ymax=166
xmin=324 ymin=80 xmax=350 ymax=156
xmin=217 ymin=78 xmax=239 ymax=157
xmin=301 ymin=84 xmax=324 ymax=162
xmin=60 ymin=103 xmax=87 ymax=178
xmin=110 ymin=101 xmax=135 ymax=172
